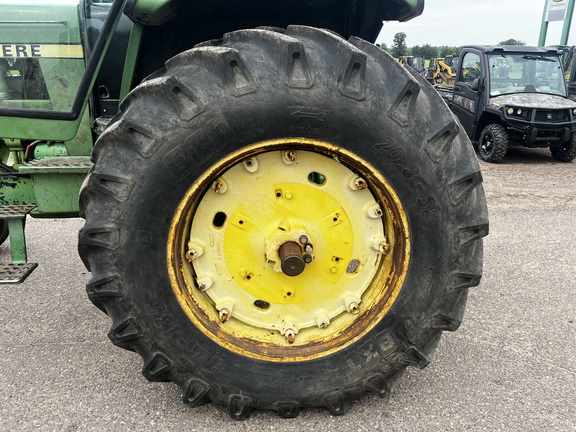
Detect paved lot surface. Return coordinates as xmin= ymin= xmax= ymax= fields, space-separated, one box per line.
xmin=1 ymin=147 xmax=575 ymax=431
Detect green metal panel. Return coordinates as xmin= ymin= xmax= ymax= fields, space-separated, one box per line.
xmin=0 ymin=176 xmax=35 ymax=207
xmin=19 ymin=156 xmax=92 ymax=216
xmin=0 ymin=0 xmax=128 ymax=141
xmin=0 ymin=2 xmax=84 ymax=114
xmin=66 ymin=110 xmax=94 ymax=156
xmin=0 ymin=116 xmax=85 ymax=141
xmin=119 ymin=23 xmax=144 ymax=101
xmin=0 ymin=4 xmax=82 ymax=43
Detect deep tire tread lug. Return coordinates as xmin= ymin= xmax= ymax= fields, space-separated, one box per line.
xmin=108 ymin=317 xmax=142 ymax=348
xmin=142 ymin=353 xmax=173 ymax=382
xmin=367 ymin=374 xmax=392 ymax=398
xmin=182 ymin=377 xmax=211 ymax=408
xmin=228 ymin=394 xmax=254 ymax=420
xmin=323 ymin=393 xmax=352 ymax=416
xmin=388 ymin=79 xmax=420 ymax=126
xmin=274 ymin=401 xmax=301 ymax=418
xmin=403 ymin=346 xmax=430 ymax=369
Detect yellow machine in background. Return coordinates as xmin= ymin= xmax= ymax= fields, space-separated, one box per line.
xmin=427 ymin=56 xmax=456 ymax=84
xmin=399 ymin=55 xmax=427 ymax=77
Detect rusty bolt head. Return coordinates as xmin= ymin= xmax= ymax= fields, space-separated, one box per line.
xmin=219 ymin=308 xmax=230 ymax=323
xmin=379 ymin=241 xmax=389 ymax=255
xmin=354 ymin=177 xmax=368 ymax=190
xmin=348 ymin=302 xmax=360 ymax=315
xmin=285 ymin=329 xmax=296 ymax=344
xmin=185 ymin=249 xmax=197 ymax=262
xmin=283 ymin=150 xmax=296 ymax=163
xmin=213 ymin=180 xmax=223 ymax=193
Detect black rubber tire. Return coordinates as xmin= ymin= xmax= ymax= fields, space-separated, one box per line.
xmin=79 ymin=26 xmax=488 ymax=419
xmin=479 ymin=123 xmax=508 ymax=163
xmin=550 ymin=132 xmax=576 ymax=162
xmin=0 ymin=220 xmax=8 ymax=246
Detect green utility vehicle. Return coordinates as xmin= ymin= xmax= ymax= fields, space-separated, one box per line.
xmin=0 ymin=0 xmax=488 ymax=418
xmin=437 ymin=45 xmax=576 ymax=163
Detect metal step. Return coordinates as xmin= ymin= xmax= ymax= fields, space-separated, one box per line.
xmin=18 ymin=156 xmax=92 ymax=174
xmin=0 ymin=204 xmax=38 ymax=284
xmin=0 ymin=263 xmax=38 ymax=284
xmin=0 ymin=204 xmax=37 ymax=219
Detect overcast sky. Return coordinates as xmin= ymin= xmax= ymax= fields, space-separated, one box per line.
xmin=376 ymin=0 xmax=574 ymax=48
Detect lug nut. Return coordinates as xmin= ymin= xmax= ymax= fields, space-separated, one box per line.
xmin=299 ymin=235 xmax=309 ymax=245
xmin=348 ymin=302 xmax=360 ymax=315
xmin=213 ymin=178 xmax=227 ymax=194
xmin=185 ymin=249 xmax=197 ymax=262
xmin=354 ymin=177 xmax=368 ymax=190
xmin=219 ymin=308 xmax=230 ymax=323
xmin=379 ymin=241 xmax=389 ymax=255
xmin=304 ymin=244 xmax=313 ymax=254
xmin=283 ymin=150 xmax=296 ymax=163
xmin=285 ymin=329 xmax=296 ymax=344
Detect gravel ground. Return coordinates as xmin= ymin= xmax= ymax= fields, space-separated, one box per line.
xmin=0 ymin=147 xmax=575 ymax=431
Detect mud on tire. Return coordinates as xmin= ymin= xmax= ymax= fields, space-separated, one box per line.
xmin=79 ymin=26 xmax=488 ymax=419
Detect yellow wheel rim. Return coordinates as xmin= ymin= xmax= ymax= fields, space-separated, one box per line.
xmin=168 ymin=138 xmax=410 ymax=362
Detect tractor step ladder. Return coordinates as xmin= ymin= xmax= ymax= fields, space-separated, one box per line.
xmin=0 ymin=204 xmax=38 ymax=284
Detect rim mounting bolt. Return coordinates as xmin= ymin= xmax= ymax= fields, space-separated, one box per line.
xmin=185 ymin=249 xmax=197 ymax=262
xmin=348 ymin=302 xmax=360 ymax=315
xmin=219 ymin=308 xmax=230 ymax=323
xmin=285 ymin=329 xmax=296 ymax=344
xmin=354 ymin=177 xmax=368 ymax=190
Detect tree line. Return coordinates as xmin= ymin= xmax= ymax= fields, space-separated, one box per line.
xmin=378 ymin=32 xmax=526 ymax=59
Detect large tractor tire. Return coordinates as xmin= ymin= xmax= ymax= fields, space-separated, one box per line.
xmin=79 ymin=26 xmax=488 ymax=419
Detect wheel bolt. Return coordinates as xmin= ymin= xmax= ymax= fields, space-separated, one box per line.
xmin=354 ymin=177 xmax=368 ymax=190
xmin=379 ymin=241 xmax=389 ymax=255
xmin=304 ymin=244 xmax=313 ymax=254
xmin=219 ymin=308 xmax=230 ymax=323
xmin=299 ymin=235 xmax=309 ymax=245
xmin=213 ymin=178 xmax=227 ymax=194
xmin=348 ymin=302 xmax=360 ymax=315
xmin=185 ymin=249 xmax=197 ymax=262
xmin=285 ymin=329 xmax=296 ymax=344
xmin=283 ymin=150 xmax=296 ymax=163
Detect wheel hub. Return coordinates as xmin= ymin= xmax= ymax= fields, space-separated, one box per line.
xmin=168 ymin=139 xmax=410 ymax=361
xmin=278 ymin=241 xmax=306 ymax=276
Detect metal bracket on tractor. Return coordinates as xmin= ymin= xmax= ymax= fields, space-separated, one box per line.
xmin=0 ymin=204 xmax=38 ymax=284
